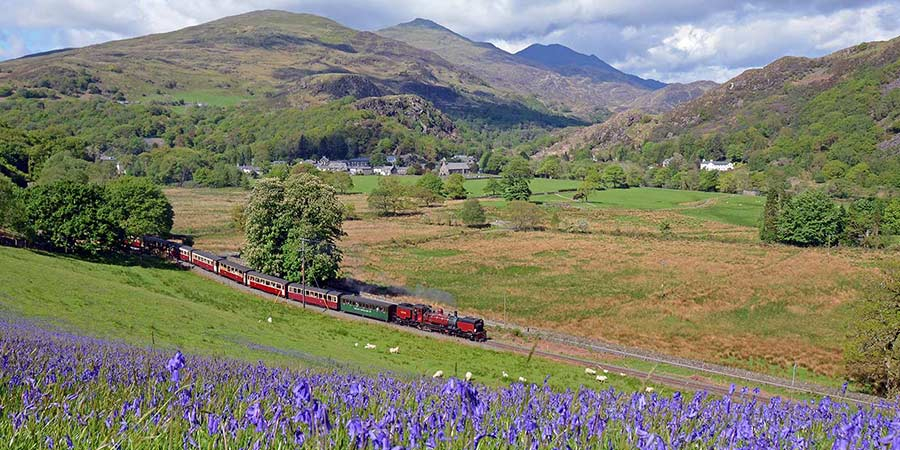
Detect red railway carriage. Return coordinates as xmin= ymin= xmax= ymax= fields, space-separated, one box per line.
xmin=246 ymin=271 xmax=287 ymax=297
xmin=178 ymin=245 xmax=192 ymax=262
xmin=217 ymin=259 xmax=250 ymax=284
xmin=286 ymin=284 xmax=340 ymax=310
xmin=190 ymin=250 xmax=222 ymax=272
xmin=142 ymin=236 xmax=179 ymax=259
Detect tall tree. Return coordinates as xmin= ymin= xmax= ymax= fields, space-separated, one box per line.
xmin=23 ymin=181 xmax=119 ymax=254
xmin=759 ymin=186 xmax=787 ymax=243
xmin=600 ymin=165 xmax=627 ymax=189
xmin=104 ymin=176 xmax=174 ymax=238
xmin=444 ymin=173 xmax=467 ymax=200
xmin=501 ymin=158 xmax=532 ymax=201
xmin=0 ymin=175 xmax=22 ymax=232
xmin=367 ymin=176 xmax=411 ymax=216
xmin=416 ymin=172 xmax=445 ymax=205
xmin=846 ymin=270 xmax=900 ymax=396
xmin=484 ymin=178 xmax=502 ymax=196
xmin=244 ymin=175 xmax=344 ymax=284
xmin=776 ymin=190 xmax=845 ymax=247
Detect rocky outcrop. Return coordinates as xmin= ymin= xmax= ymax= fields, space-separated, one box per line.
xmin=354 ymin=94 xmax=456 ymax=138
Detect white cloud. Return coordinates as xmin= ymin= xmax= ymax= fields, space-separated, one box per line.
xmin=0 ymin=33 xmax=27 ymax=60
xmin=609 ymin=2 xmax=900 ymax=82
xmin=489 ymin=38 xmax=534 ymax=54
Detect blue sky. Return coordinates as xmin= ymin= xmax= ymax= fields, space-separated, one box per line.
xmin=1 ymin=0 xmax=899 ymax=83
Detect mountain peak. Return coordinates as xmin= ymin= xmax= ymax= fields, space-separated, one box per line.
xmin=515 ymin=43 xmax=665 ymax=90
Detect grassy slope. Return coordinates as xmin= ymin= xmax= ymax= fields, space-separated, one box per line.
xmin=0 ymin=247 xmax=647 ymax=392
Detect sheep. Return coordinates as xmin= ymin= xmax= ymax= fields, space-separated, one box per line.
xmin=354 ymin=343 xmax=359 ymax=347
xmin=364 ymin=343 xmax=376 ymax=350
xmin=501 ymin=371 xmax=509 ymax=378
xmin=518 ymin=376 xmax=527 ymax=382
xmin=645 ymin=387 xmax=654 ymax=393
xmin=595 ymin=375 xmax=608 ymax=382
xmin=584 ymin=368 xmax=597 ymax=375
xmin=389 ymin=346 xmax=400 ymax=354
xmin=465 ymin=371 xmax=473 ymax=381
xmin=603 ymin=369 xmax=609 ymax=374
xmin=432 ymin=370 xmax=444 ymax=378
xmin=266 ymin=317 xmax=272 ymax=323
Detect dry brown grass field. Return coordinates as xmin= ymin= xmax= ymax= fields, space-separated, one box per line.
xmin=166 ymin=187 xmax=894 ymax=380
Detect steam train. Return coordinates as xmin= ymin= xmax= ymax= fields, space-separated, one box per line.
xmin=140 ymin=236 xmax=487 ymax=342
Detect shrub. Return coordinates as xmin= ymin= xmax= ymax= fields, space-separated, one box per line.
xmin=505 ymin=201 xmax=543 ymax=231
xmin=457 ymin=198 xmax=486 ymax=227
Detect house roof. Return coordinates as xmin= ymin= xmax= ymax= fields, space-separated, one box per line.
xmin=442 ymin=162 xmax=470 ymax=170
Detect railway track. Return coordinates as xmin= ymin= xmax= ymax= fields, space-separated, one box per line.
xmin=487 ymin=340 xmax=745 ymax=399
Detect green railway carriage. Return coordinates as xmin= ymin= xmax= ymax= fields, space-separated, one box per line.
xmin=339 ymin=295 xmax=395 ymax=322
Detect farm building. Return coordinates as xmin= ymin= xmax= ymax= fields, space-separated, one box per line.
xmin=439 ymin=159 xmax=471 ymax=177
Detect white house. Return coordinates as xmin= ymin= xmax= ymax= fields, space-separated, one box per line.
xmin=238 ymin=165 xmax=261 ymax=176
xmin=700 ymin=159 xmax=735 ymax=171
xmin=373 ymin=166 xmax=395 ymax=176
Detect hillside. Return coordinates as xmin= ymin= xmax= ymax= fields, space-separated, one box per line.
xmin=625 ymin=81 xmax=719 ymax=113
xmin=540 ymin=36 xmax=900 ymax=195
xmin=0 ymin=10 xmax=557 ymax=123
xmin=379 ymin=19 xmax=691 ymax=120
xmin=515 ymin=43 xmax=665 ymax=90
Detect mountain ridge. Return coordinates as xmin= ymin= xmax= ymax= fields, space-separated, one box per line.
xmin=378 ymin=18 xmax=697 ymax=120
xmin=514 ymin=43 xmax=666 ymax=90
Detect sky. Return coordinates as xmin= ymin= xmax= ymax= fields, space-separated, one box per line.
xmin=1 ymin=1 xmax=899 ymax=83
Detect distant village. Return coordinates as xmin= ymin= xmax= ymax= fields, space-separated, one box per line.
xmin=237 ymin=154 xmax=479 ymax=178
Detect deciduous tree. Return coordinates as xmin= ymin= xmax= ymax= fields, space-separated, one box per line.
xmin=505 ymin=200 xmax=543 ymax=231
xmin=444 ymin=173 xmax=467 ymax=200
xmin=457 ymin=198 xmax=486 ymax=227
xmin=367 ymin=176 xmax=411 ymax=216
xmin=501 ymin=158 xmax=532 ymax=201
xmin=775 ymin=190 xmax=845 ymax=247
xmin=104 ymin=176 xmax=174 ymax=238
xmin=244 ymin=175 xmax=344 ymax=283
xmin=23 ymin=181 xmax=119 ymax=254
xmin=846 ymin=271 xmax=900 ymax=396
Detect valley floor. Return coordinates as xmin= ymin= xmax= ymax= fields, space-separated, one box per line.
xmin=164 ymin=184 xmax=897 ymax=387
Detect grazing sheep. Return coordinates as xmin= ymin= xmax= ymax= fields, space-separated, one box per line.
xmin=596 ymin=375 xmax=608 ymax=382
xmin=432 ymin=370 xmax=444 ymax=378
xmin=645 ymin=387 xmax=654 ymax=392
xmin=364 ymin=343 xmax=376 ymax=349
xmin=465 ymin=371 xmax=473 ymax=381
xmin=266 ymin=317 xmax=272 ymax=323
xmin=518 ymin=376 xmax=527 ymax=382
xmin=585 ymin=368 xmax=597 ymax=375
xmin=389 ymin=347 xmax=400 ymax=354
xmin=603 ymin=369 xmax=609 ymax=374
xmin=501 ymin=371 xmax=509 ymax=378
xmin=619 ymin=373 xmax=626 ymax=377
xmin=354 ymin=343 xmax=359 ymax=347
